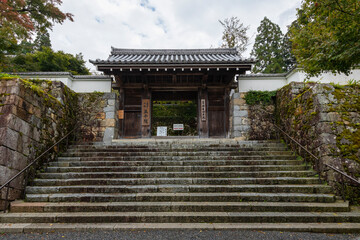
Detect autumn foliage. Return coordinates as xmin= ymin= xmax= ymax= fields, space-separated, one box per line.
xmin=0 ymin=0 xmax=73 ymax=58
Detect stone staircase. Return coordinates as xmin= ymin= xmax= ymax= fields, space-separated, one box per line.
xmin=1 ymin=139 xmax=360 ymax=233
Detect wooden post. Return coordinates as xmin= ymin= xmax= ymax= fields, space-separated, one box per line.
xmin=118 ymin=88 xmax=124 ymax=138
xmin=224 ymin=87 xmax=230 ymax=138
xmin=198 ymin=87 xmax=209 ymax=138
xmin=141 ymin=86 xmax=151 ymax=138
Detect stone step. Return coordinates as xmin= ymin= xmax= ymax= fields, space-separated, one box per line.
xmin=32 ymin=177 xmax=320 ymax=187
xmin=56 ymin=155 xmax=298 ymax=162
xmin=65 ymin=147 xmax=289 ymax=153
xmin=2 ymin=211 xmax=359 ymax=224
xmin=36 ymin=170 xmax=316 ymax=179
xmin=26 ymin=184 xmax=332 ymax=195
xmin=10 ymin=201 xmax=349 ymax=213
xmin=25 ymin=192 xmax=336 ymax=203
xmin=69 ymin=140 xmax=284 ymax=148
xmin=60 ymin=151 xmax=294 ymax=157
xmin=44 ymin=165 xmax=309 ymax=173
xmin=49 ymin=159 xmax=303 ymax=167
xmin=2 ymin=222 xmax=360 ymax=233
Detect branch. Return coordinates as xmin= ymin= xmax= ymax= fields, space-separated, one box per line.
xmin=330 ymin=0 xmax=355 ymax=16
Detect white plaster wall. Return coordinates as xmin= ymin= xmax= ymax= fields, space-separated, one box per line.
xmin=287 ymin=68 xmax=360 ymax=84
xmin=72 ymin=79 xmax=112 ymax=93
xmin=18 ymin=75 xmax=72 ymax=88
xmin=238 ymin=77 xmax=287 ymax=92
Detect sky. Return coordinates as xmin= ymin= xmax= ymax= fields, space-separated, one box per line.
xmin=50 ymin=0 xmax=302 ymax=72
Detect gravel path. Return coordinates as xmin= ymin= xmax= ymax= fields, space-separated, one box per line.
xmin=1 ymin=229 xmax=359 ymax=240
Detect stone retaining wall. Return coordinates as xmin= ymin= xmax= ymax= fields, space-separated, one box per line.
xmin=230 ymin=92 xmax=250 ymax=140
xmin=277 ymin=82 xmax=360 ymax=203
xmin=77 ymin=93 xmax=118 ymax=143
xmin=0 ymin=78 xmax=77 ymax=208
xmin=231 ymin=92 xmax=276 ymax=140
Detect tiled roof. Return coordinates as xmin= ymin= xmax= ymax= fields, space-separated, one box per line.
xmin=90 ymin=47 xmax=255 ymax=65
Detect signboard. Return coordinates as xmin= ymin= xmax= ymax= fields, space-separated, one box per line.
xmin=173 ymin=124 xmax=184 ymax=131
xmin=157 ymin=126 xmax=167 ymax=136
xmin=142 ymin=99 xmax=150 ymax=126
xmin=201 ymin=99 xmax=206 ymax=122
xmin=117 ymin=110 xmax=124 ymax=119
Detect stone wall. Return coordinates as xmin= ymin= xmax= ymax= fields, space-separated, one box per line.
xmin=248 ymin=104 xmax=276 ymax=140
xmin=230 ymin=92 xmax=250 ymax=140
xmin=277 ymin=82 xmax=360 ymax=203
xmin=231 ymin=92 xmax=276 ymax=140
xmin=0 ymin=78 xmax=78 ymax=208
xmin=77 ymin=93 xmax=118 ymax=143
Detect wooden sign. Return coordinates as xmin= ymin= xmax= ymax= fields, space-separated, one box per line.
xmin=201 ymin=99 xmax=206 ymax=122
xmin=142 ymin=99 xmax=150 ymax=126
xmin=117 ymin=110 xmax=124 ymax=119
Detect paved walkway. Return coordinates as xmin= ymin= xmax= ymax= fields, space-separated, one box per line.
xmin=1 ymin=230 xmax=359 ymax=240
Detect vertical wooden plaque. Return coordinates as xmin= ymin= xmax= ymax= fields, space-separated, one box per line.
xmin=142 ymin=99 xmax=150 ymax=126
xmin=201 ymin=98 xmax=206 ymax=122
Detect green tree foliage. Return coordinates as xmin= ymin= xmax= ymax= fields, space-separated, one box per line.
xmin=290 ymin=0 xmax=360 ymax=76
xmin=282 ymin=30 xmax=297 ymax=72
xmin=4 ymin=47 xmax=90 ymax=75
xmin=152 ymin=101 xmax=197 ymax=136
xmin=33 ymin=31 xmax=52 ymax=51
xmin=251 ymin=17 xmax=287 ymax=73
xmin=219 ymin=17 xmax=249 ymax=56
xmin=0 ymin=0 xmax=73 ymax=60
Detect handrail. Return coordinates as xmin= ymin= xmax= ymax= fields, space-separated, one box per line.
xmin=254 ymin=107 xmax=360 ymax=187
xmin=0 ymin=127 xmax=77 ymax=212
xmin=273 ymin=123 xmax=360 ymax=186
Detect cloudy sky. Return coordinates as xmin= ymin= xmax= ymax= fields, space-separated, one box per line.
xmin=50 ymin=0 xmax=302 ymax=71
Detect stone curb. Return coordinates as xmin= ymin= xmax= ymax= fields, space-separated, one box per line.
xmin=1 ymin=223 xmax=360 ymax=234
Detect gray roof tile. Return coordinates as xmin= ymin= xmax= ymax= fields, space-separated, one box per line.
xmin=90 ymin=47 xmax=255 ymax=65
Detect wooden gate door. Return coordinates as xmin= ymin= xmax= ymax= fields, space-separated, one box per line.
xmin=208 ymin=89 xmax=225 ymax=137
xmin=124 ymin=89 xmax=142 ymax=137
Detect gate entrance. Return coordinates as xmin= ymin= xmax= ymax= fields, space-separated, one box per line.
xmin=91 ymin=48 xmax=254 ymax=138
xmin=152 ymin=91 xmax=197 ymax=137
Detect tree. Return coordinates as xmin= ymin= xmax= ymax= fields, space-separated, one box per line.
xmin=290 ymin=0 xmax=360 ymax=76
xmin=33 ymin=30 xmax=52 ymax=51
xmin=4 ymin=47 xmax=90 ymax=75
xmin=0 ymin=0 xmax=73 ymax=61
xmin=219 ymin=17 xmax=249 ymax=56
xmin=251 ymin=17 xmax=287 ymax=73
xmin=282 ymin=30 xmax=297 ymax=72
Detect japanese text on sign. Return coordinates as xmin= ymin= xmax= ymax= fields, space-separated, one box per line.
xmin=142 ymin=99 xmax=150 ymax=126
xmin=173 ymin=124 xmax=184 ymax=130
xmin=201 ymin=99 xmax=206 ymax=122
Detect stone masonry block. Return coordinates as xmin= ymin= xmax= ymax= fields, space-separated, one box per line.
xmin=235 ymin=110 xmax=248 ymax=117
xmin=319 ymin=112 xmax=342 ymax=122
xmin=234 ymin=125 xmax=250 ymax=131
xmin=107 ymin=99 xmax=115 ymax=106
xmin=233 ymin=117 xmax=244 ymax=126
xmin=103 ymin=106 xmax=115 ymax=112
xmin=0 ymin=127 xmax=21 ymax=152
xmin=234 ymin=110 xmax=248 ymax=117
xmin=103 ymin=127 xmax=115 ymax=143
xmin=232 ymin=93 xmax=240 ymax=99
xmin=102 ymin=93 xmax=116 ymax=99
xmin=101 ymin=119 xmax=115 ymax=127
xmin=106 ymin=112 xmax=115 ymax=119
xmin=233 ymin=98 xmax=246 ymax=106
xmin=0 ymin=146 xmax=28 ymax=171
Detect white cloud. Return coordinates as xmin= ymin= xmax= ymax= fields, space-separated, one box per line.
xmin=50 ymin=0 xmax=301 ymax=71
